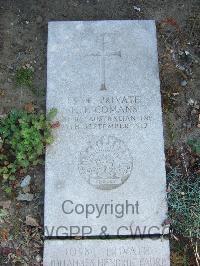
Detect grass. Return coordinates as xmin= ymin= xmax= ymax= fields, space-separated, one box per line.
xmin=167 ymin=167 xmax=200 ymax=265
xmin=15 ymin=67 xmax=46 ymax=98
xmin=16 ymin=67 xmax=34 ymax=88
xmin=167 ymin=168 xmax=200 ymax=238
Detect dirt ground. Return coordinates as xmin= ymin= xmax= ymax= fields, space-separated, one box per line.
xmin=0 ymin=0 xmax=200 ymax=265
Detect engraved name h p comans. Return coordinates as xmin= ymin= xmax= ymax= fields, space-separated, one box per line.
xmin=62 ymin=95 xmax=152 ymax=130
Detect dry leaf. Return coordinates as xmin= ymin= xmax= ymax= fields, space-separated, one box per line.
xmin=0 ymin=229 xmax=9 ymax=241
xmin=19 ymin=169 xmax=26 ymax=176
xmin=0 ymin=89 xmax=5 ymax=97
xmin=0 ymin=247 xmax=14 ymax=255
xmin=24 ymin=102 xmax=35 ymax=113
xmin=15 ymin=249 xmax=22 ymax=256
xmin=160 ymin=18 xmax=180 ymax=31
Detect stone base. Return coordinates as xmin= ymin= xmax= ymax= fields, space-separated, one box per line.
xmin=43 ymin=238 xmax=170 ymax=266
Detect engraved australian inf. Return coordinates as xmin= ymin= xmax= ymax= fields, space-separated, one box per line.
xmin=79 ymin=135 xmax=133 ymax=190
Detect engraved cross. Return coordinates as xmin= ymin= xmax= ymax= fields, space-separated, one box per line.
xmin=86 ymin=33 xmax=121 ymax=91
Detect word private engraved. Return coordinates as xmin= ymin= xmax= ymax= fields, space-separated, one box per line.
xmin=86 ymin=33 xmax=121 ymax=91
xmin=79 ymin=135 xmax=133 ymax=190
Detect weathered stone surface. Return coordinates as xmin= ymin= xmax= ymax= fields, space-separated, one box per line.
xmin=43 ymin=238 xmax=170 ymax=266
xmin=45 ymin=20 xmax=168 ymax=237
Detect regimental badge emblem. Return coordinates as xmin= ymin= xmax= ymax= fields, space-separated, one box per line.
xmin=78 ymin=135 xmax=133 ymax=190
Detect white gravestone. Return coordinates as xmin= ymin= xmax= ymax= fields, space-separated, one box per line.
xmin=45 ymin=20 xmax=168 ymax=237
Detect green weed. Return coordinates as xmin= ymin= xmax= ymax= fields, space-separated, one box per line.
xmin=0 ymin=108 xmax=57 ymax=194
xmin=188 ymin=138 xmax=200 ymax=155
xmin=16 ymin=67 xmax=34 ymax=88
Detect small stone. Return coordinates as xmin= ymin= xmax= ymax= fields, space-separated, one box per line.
xmin=20 ymin=175 xmax=32 ymax=188
xmin=16 ymin=193 xmax=34 ymax=202
xmin=133 ymin=6 xmax=141 ymax=12
xmin=25 ymin=215 xmax=39 ymax=227
xmin=0 ymin=114 xmax=7 ymax=119
xmin=178 ymin=50 xmax=184 ymax=56
xmin=191 ymin=109 xmax=197 ymax=115
xmin=7 ymin=78 xmax=12 ymax=83
xmin=0 ymin=200 xmax=11 ymax=209
xmin=35 ymin=254 xmax=42 ymax=263
xmin=188 ymin=98 xmax=194 ymax=106
xmin=180 ymin=80 xmax=187 ymax=87
xmin=22 ymin=186 xmax=31 ymax=193
xmin=3 ymin=83 xmax=10 ymax=90
xmin=172 ymin=92 xmax=179 ymax=96
xmin=36 ymin=15 xmax=43 ymax=24
xmin=25 ymin=63 xmax=30 ymax=68
xmin=176 ymin=64 xmax=185 ymax=71
xmin=186 ymin=122 xmax=192 ymax=129
xmin=8 ymin=65 xmax=14 ymax=70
